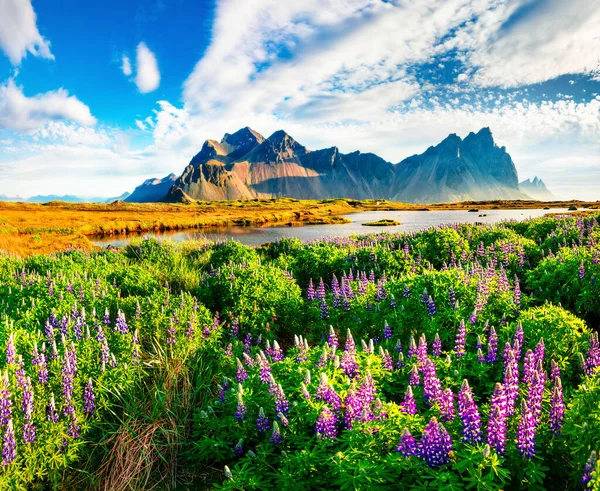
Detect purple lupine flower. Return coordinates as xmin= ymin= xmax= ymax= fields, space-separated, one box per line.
xmin=513 ymin=276 xmax=521 ymax=305
xmin=409 ymin=365 xmax=420 ymax=386
xmin=84 ymin=379 xmax=95 ymax=416
xmin=407 ymin=336 xmax=417 ymax=358
xmin=396 ymin=339 xmax=403 ymax=353
xmin=513 ymin=322 xmax=524 ymax=359
xmin=320 ymin=299 xmax=329 ymax=320
xmin=584 ymin=332 xmax=600 ymax=375
xmin=427 ymin=297 xmax=436 ymax=317
xmin=458 ymin=380 xmax=481 ymax=444
xmin=100 ymin=339 xmax=110 ymax=371
xmin=46 ymin=393 xmax=59 ymax=423
xmin=258 ymin=352 xmax=271 ymax=383
xmin=301 ymin=382 xmax=311 ymax=399
xmin=114 ymin=309 xmax=128 ymax=334
xmin=534 ymin=338 xmax=545 ymax=367
xmin=166 ymin=319 xmax=177 ymax=345
xmin=343 ymin=385 xmax=362 ymax=430
xmin=516 ymin=399 xmax=536 ymax=459
xmin=502 ymin=346 xmax=519 ymax=417
xmin=417 ymin=335 xmax=428 ymax=361
xmin=380 ymin=348 xmax=393 ymax=371
xmin=232 ymin=439 xmax=244 ymax=456
xmin=418 ymin=417 xmax=453 ymax=468
xmin=432 ymin=333 xmax=442 ymax=357
xmin=307 ymin=279 xmax=315 ymax=301
xmin=582 ymin=451 xmax=598 ymax=487
xmin=270 ymin=341 xmax=284 ymax=362
xmin=422 ymin=358 xmax=442 ymax=404
xmin=438 ymin=388 xmax=455 ymax=422
xmin=383 ymin=321 xmax=392 ymax=340
xmin=37 ymin=350 xmax=48 ymax=385
xmin=401 ymin=386 xmax=417 ymax=415
xmin=454 ymin=320 xmax=466 ymax=358
xmin=579 ymin=261 xmax=586 ymax=279
xmin=550 ymin=377 xmax=564 ymax=435
xmin=274 ymin=384 xmax=289 ymax=414
xmin=236 ymin=358 xmax=248 ymax=383
xmin=21 ymin=376 xmax=35 ymax=444
xmin=340 ymin=350 xmax=359 ymax=379
xmin=0 ymin=373 xmax=12 ymax=426
xmin=270 ymin=421 xmax=283 ymax=445
xmin=315 ymin=406 xmax=338 ymax=439
xmin=256 ymin=407 xmax=270 ymax=434
xmin=5 ymin=333 xmax=16 ymax=365
xmin=550 ymin=360 xmax=561 ymax=382
xmin=486 ymin=383 xmax=507 ymax=455
xmin=2 ymin=419 xmax=16 ymax=465
xmin=316 ymin=278 xmax=326 ymax=300
xmin=486 ymin=327 xmax=498 ymax=364
xmin=315 ymin=346 xmax=328 ymax=369
xmin=327 ymin=326 xmax=339 ymax=351
xmin=448 ymin=287 xmax=456 ymax=308
xmin=403 ymin=285 xmax=411 ymax=298
xmin=396 ymin=428 xmax=417 ymax=457
xmin=235 ymin=393 xmax=247 ymax=421
xmin=523 ymin=350 xmax=535 ymax=384
xmin=218 ymin=378 xmax=230 ymax=403
xmin=395 ymin=352 xmax=405 ymax=370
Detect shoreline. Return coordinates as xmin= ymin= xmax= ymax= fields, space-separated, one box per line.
xmin=0 ymin=198 xmax=597 ymax=256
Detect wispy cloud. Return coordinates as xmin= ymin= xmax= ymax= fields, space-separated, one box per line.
xmin=0 ymin=80 xmax=96 ymax=133
xmin=121 ymin=55 xmax=132 ymax=76
xmin=0 ymin=0 xmax=53 ymax=65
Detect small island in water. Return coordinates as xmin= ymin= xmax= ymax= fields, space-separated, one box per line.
xmin=362 ymin=218 xmax=401 ymax=226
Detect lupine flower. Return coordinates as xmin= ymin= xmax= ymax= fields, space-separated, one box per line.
xmin=516 ymin=399 xmax=536 ymax=458
xmin=550 ymin=360 xmax=561 ymax=382
xmin=401 ymin=386 xmax=417 ymax=415
xmin=426 ymin=297 xmax=436 ymax=317
xmin=114 ymin=310 xmax=128 ymax=334
xmin=396 ymin=428 xmax=417 ymax=457
xmin=407 ymin=336 xmax=417 ymax=358
xmin=320 ymin=299 xmax=328 ymax=320
xmin=166 ymin=319 xmax=177 ymax=344
xmin=235 ymin=393 xmax=247 ymax=421
xmin=584 ymin=332 xmax=600 ymax=375
xmin=47 ymin=393 xmax=59 ymax=423
xmin=315 ymin=406 xmax=338 ymax=439
xmin=0 ymin=372 xmax=12 ymax=425
xmin=327 ymin=326 xmax=338 ymax=350
xmin=343 ymin=385 xmax=362 ymax=430
xmin=307 ymin=279 xmax=315 ymax=301
xmin=383 ymin=321 xmax=392 ymax=340
xmin=380 ymin=348 xmax=393 ymax=371
xmin=438 ymin=388 xmax=455 ymax=422
xmin=395 ymin=352 xmax=405 ymax=370
xmin=236 ymin=358 xmax=248 ymax=383
xmin=523 ymin=350 xmax=535 ymax=384
xmin=534 ymin=338 xmax=545 ymax=367
xmin=2 ymin=419 xmax=16 ymax=465
xmin=409 ymin=365 xmax=420 ymax=386
xmin=270 ymin=421 xmax=283 ymax=445
xmin=432 ymin=333 xmax=442 ymax=356
xmin=582 ymin=451 xmax=598 ymax=487
xmin=458 ymin=380 xmax=481 ymax=444
xmin=485 ymin=326 xmax=498 ymax=364
xmin=232 ymin=438 xmax=244 ymax=456
xmin=258 ymin=352 xmax=271 ymax=383
xmin=422 ymin=358 xmax=442 ymax=404
xmin=513 ymin=276 xmax=521 ymax=305
xmin=513 ymin=322 xmax=524 ymax=359
xmin=84 ymin=379 xmax=95 ymax=416
xmin=579 ymin=261 xmax=586 ymax=279
xmin=454 ymin=320 xmax=466 ymax=357
xmin=316 ymin=278 xmax=326 ymax=299
xmin=418 ymin=417 xmax=453 ymax=468
xmin=550 ymin=377 xmax=564 ymax=435
xmin=5 ymin=334 xmax=15 ymax=365
xmin=486 ymin=383 xmax=507 ymax=455
xmin=502 ymin=346 xmax=519 ymax=417
xmin=256 ymin=407 xmax=270 ymax=434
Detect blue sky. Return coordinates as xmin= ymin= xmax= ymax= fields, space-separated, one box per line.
xmin=0 ymin=0 xmax=599 ymax=199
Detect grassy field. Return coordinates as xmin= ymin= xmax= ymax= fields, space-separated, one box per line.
xmin=0 ymin=197 xmax=598 ymax=256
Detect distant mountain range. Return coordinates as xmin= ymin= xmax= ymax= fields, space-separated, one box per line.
xmin=0 ymin=192 xmax=131 ymax=204
xmin=519 ymin=177 xmax=556 ymax=201
xmin=0 ymin=128 xmax=558 ymax=204
xmin=141 ymin=126 xmax=536 ymax=203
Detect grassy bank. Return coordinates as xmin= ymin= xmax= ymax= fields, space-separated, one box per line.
xmin=0 ymin=197 xmax=597 ymax=256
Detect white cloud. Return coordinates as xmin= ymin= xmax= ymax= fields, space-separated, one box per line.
xmin=0 ymin=79 xmax=96 ymax=132
xmin=0 ymin=0 xmax=53 ymax=65
xmin=457 ymin=74 xmax=468 ymax=82
xmin=465 ymin=0 xmax=600 ymax=87
xmin=135 ymin=119 xmax=146 ymax=130
xmin=121 ymin=55 xmax=132 ymax=76
xmin=134 ymin=42 xmax=160 ymax=93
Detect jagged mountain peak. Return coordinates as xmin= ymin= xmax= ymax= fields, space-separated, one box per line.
xmin=519 ymin=176 xmax=555 ymax=201
xmin=221 ymin=127 xmax=264 ymax=147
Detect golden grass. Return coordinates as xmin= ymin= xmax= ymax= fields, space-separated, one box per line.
xmin=0 ymin=197 xmax=597 ymax=256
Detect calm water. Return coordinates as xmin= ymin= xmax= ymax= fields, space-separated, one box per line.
xmin=91 ymin=208 xmax=571 ymax=248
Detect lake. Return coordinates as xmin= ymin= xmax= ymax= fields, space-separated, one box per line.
xmin=90 ymin=208 xmax=572 ymax=248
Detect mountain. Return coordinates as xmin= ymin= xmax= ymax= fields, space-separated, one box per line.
xmin=126 ymin=174 xmax=178 ymax=203
xmin=149 ymin=126 xmax=526 ymax=203
xmin=519 ymin=177 xmax=556 ymax=201
xmin=392 ymin=128 xmax=527 ymax=202
xmin=105 ymin=192 xmax=131 ymax=203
